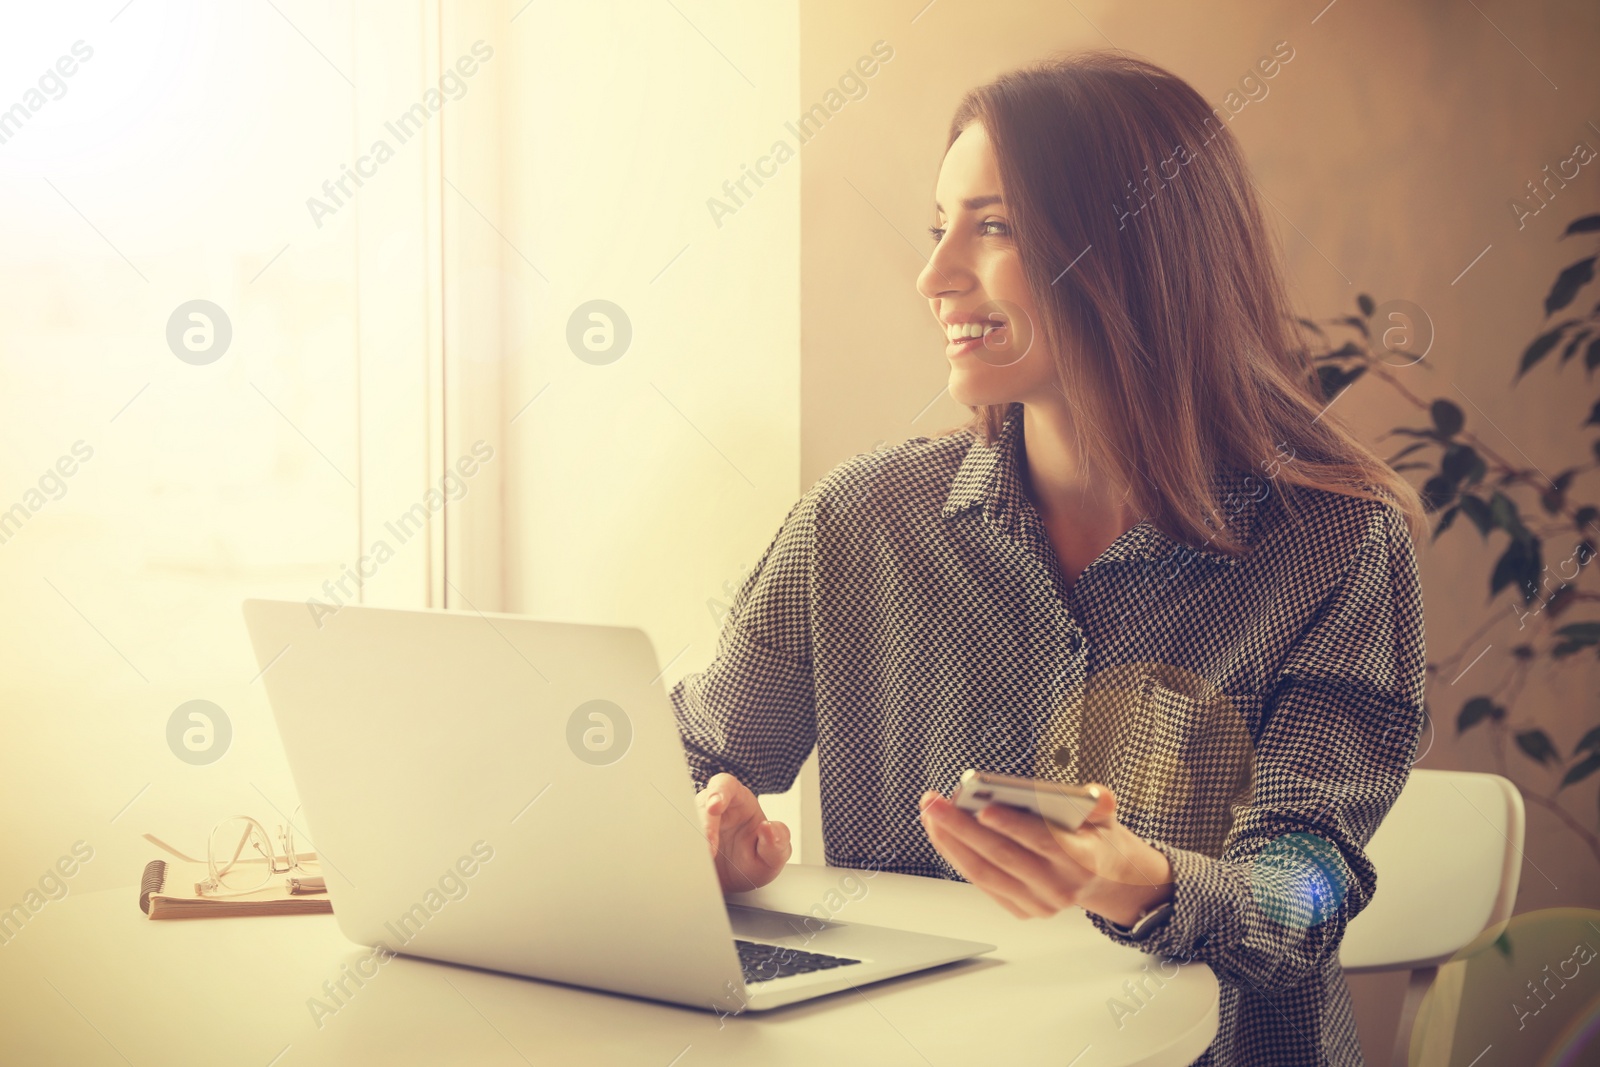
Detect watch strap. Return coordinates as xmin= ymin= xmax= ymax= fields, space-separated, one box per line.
xmin=1113 ymin=898 xmax=1174 ymax=942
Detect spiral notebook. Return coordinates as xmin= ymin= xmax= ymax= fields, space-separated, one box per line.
xmin=138 ymin=858 xmax=333 ymax=920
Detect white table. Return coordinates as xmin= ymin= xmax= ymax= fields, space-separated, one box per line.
xmin=0 ymin=864 xmax=1218 ymax=1066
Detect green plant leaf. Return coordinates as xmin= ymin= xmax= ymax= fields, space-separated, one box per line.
xmin=1441 ymin=444 xmax=1481 ymax=485
xmin=1337 ymin=315 xmax=1369 ymax=338
xmin=1588 ymin=338 xmax=1600 ymax=374
xmin=1551 ymin=621 xmax=1600 ymax=656
xmin=1457 ymin=697 xmax=1501 ymax=733
xmin=1553 ymin=622 xmax=1600 ymax=644
xmin=1561 ymin=214 xmax=1600 ymax=237
xmin=1315 ymin=364 xmax=1364 ymax=400
xmin=1519 ymin=322 xmax=1574 ymax=378
xmin=1433 ymin=505 xmax=1459 ymax=540
xmin=1490 ymin=538 xmax=1542 ymax=601
xmin=1524 ymin=539 xmax=1543 ymax=603
xmin=1560 ymin=751 xmax=1600 ymax=788
xmin=1574 ymin=725 xmax=1600 ymax=755
xmin=1494 ymin=930 xmax=1513 ymax=959
xmin=1546 ymin=256 xmax=1598 ymax=317
xmin=1560 ymin=329 xmax=1593 ymax=364
xmin=1540 ymin=470 xmax=1576 ymax=514
xmin=1489 ymin=492 xmax=1532 ymax=542
xmin=1515 ymin=729 xmax=1559 ymax=765
xmin=1575 ymin=505 xmax=1600 ymax=532
xmin=1423 ymin=476 xmax=1456 ymax=513
xmin=1431 ymin=399 xmax=1465 ymax=437
xmin=1587 ymin=401 xmax=1600 ymax=428
xmin=1297 ymin=316 xmax=1325 ymax=336
xmin=1458 ymin=495 xmax=1493 ymax=538
xmin=1357 ymin=293 xmax=1375 ymax=317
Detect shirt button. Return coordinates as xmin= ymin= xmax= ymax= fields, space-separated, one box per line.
xmin=1067 ymin=632 xmax=1083 ymax=654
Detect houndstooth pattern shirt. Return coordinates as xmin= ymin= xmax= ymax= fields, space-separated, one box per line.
xmin=670 ymin=401 xmax=1427 ymax=1067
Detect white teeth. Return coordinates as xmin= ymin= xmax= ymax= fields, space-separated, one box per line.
xmin=945 ymin=320 xmax=1005 ymax=342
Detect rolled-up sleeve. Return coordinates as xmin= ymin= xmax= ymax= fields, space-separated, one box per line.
xmin=670 ymin=486 xmax=822 ymax=796
xmin=1088 ymin=500 xmax=1428 ymax=995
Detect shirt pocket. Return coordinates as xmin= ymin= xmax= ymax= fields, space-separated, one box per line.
xmin=1040 ymin=666 xmax=1261 ymax=859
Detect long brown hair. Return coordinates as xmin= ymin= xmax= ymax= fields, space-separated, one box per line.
xmin=934 ymin=49 xmax=1428 ymax=552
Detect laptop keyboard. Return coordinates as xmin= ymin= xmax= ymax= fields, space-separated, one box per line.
xmin=734 ymin=939 xmax=862 ymax=983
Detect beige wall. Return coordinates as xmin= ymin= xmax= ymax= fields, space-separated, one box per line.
xmin=800 ymin=1 xmax=1600 ymax=1061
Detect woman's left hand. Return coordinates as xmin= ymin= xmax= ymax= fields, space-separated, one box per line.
xmin=918 ymin=783 xmax=1174 ymax=925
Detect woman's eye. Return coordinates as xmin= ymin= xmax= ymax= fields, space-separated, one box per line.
xmin=928 ymin=219 xmax=1008 ymax=243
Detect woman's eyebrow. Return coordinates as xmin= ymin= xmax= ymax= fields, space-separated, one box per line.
xmin=933 ymin=194 xmax=1004 ymax=214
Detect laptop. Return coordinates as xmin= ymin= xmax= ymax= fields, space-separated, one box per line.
xmin=241 ymin=598 xmax=995 ymax=1014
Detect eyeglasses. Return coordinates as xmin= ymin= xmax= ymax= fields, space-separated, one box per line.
xmin=144 ymin=806 xmax=319 ymax=898
xmin=199 ymin=809 xmax=311 ymax=897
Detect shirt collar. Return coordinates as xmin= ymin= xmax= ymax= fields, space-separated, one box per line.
xmin=940 ymin=402 xmax=1257 ymax=567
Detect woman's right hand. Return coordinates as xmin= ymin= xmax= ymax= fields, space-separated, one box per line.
xmin=695 ymin=772 xmax=792 ymax=893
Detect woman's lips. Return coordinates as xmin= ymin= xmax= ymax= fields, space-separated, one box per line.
xmin=947 ymin=325 xmax=1006 ymax=358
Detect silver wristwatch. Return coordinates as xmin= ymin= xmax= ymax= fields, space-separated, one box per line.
xmin=1112 ymin=898 xmax=1174 ymax=942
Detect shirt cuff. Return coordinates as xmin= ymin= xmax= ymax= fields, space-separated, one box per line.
xmin=1087 ymin=838 xmax=1226 ymax=961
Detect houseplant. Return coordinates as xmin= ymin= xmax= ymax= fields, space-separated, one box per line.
xmin=1304 ymin=212 xmax=1600 ymax=865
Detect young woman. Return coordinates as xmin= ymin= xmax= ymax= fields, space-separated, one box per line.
xmin=674 ymin=49 xmax=1428 ymax=1067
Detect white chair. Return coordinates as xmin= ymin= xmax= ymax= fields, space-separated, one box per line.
xmin=1340 ymin=769 xmax=1525 ymax=1067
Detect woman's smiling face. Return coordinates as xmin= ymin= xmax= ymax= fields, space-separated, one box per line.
xmin=916 ymin=122 xmax=1055 ymax=408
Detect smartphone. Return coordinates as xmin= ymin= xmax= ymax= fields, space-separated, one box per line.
xmin=949 ymin=769 xmax=1099 ymax=831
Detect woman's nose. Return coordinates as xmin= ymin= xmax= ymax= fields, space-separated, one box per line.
xmin=916 ymin=239 xmax=966 ymax=300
